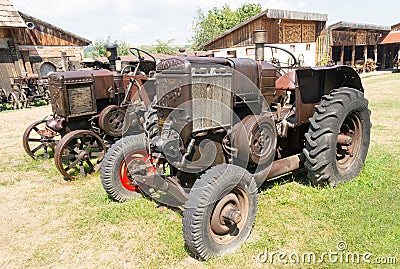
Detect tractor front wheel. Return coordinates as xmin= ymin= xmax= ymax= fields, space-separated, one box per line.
xmin=100 ymin=135 xmax=155 ymax=202
xmin=182 ymin=164 xmax=258 ymax=260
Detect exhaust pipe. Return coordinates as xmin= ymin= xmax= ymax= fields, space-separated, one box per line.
xmin=253 ymin=153 xmax=305 ymax=186
xmin=105 ymin=43 xmax=119 ymax=71
xmin=252 ymin=30 xmax=268 ymax=61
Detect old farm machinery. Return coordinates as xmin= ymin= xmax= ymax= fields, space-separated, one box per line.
xmin=11 ymin=73 xmax=51 ymax=108
xmin=100 ymin=31 xmax=371 ymax=260
xmin=0 ymin=88 xmax=19 ymax=110
xmin=23 ymin=45 xmax=157 ymax=180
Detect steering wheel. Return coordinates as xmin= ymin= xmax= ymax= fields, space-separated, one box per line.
xmin=127 ymin=48 xmax=156 ymax=76
xmin=264 ymin=45 xmax=297 ymax=69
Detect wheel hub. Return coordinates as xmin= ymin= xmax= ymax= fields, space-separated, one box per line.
xmin=336 ymin=113 xmax=362 ymax=172
xmin=77 ymin=150 xmax=89 ymax=160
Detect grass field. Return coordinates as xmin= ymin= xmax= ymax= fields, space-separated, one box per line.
xmin=0 ymin=73 xmax=399 ymax=268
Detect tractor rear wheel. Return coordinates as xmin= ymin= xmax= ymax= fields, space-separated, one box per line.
xmin=182 ymin=164 xmax=258 ymax=260
xmin=303 ymin=87 xmax=370 ymax=186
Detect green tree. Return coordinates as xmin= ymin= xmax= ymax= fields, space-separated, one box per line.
xmin=152 ymin=39 xmax=176 ymax=54
xmin=85 ymin=36 xmax=131 ymax=57
xmin=140 ymin=39 xmax=177 ymax=54
xmin=191 ymin=3 xmax=262 ymax=50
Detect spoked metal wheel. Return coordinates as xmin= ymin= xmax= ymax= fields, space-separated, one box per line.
xmin=19 ymin=92 xmax=28 ymax=108
xmin=54 ymin=130 xmax=106 ymax=180
xmin=8 ymin=92 xmax=19 ymax=109
xmin=23 ymin=120 xmax=60 ymax=160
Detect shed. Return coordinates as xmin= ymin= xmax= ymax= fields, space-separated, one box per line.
xmin=378 ymin=23 xmax=400 ymax=69
xmin=0 ymin=0 xmax=91 ymax=91
xmin=203 ymin=9 xmax=328 ymax=66
xmin=327 ymin=21 xmax=390 ymax=70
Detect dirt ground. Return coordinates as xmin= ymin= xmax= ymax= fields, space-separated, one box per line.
xmin=0 ymin=73 xmax=399 ymax=268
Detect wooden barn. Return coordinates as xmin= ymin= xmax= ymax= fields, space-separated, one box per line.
xmin=203 ymin=9 xmax=328 ymax=66
xmin=378 ymin=23 xmax=400 ymax=69
xmin=0 ymin=0 xmax=91 ymax=90
xmin=327 ymin=21 xmax=391 ymax=70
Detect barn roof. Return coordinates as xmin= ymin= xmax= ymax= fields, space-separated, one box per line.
xmin=379 ymin=31 xmax=400 ymax=44
xmin=18 ymin=11 xmax=91 ymax=45
xmin=202 ymin=9 xmax=328 ymax=48
xmin=329 ymin=21 xmax=390 ymax=32
xmin=0 ymin=0 xmax=26 ymax=28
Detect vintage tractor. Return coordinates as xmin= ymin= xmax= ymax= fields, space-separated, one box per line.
xmin=23 ymin=45 xmax=157 ymax=180
xmin=11 ymin=73 xmax=50 ymax=108
xmin=100 ymin=31 xmax=371 ymax=259
xmin=0 ymin=87 xmax=24 ymax=110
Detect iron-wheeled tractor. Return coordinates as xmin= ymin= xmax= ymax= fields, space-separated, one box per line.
xmin=23 ymin=46 xmax=157 ymax=180
xmin=12 ymin=73 xmax=50 ymax=108
xmin=101 ymin=31 xmax=371 ymax=259
xmin=0 ymin=88 xmax=10 ymax=110
xmin=0 ymin=87 xmax=22 ymax=110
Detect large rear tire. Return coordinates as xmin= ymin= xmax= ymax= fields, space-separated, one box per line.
xmin=182 ymin=164 xmax=258 ymax=260
xmin=303 ymin=87 xmax=371 ymax=186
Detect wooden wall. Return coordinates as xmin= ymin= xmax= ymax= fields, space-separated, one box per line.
xmin=330 ymin=30 xmax=381 ymax=46
xmin=392 ymin=23 xmax=400 ymax=32
xmin=12 ymin=26 xmax=88 ymax=47
xmin=205 ymin=16 xmax=325 ymax=50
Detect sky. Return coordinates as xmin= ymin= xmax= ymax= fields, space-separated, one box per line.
xmin=12 ymin=0 xmax=399 ymax=46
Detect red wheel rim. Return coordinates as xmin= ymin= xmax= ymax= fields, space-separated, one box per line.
xmin=118 ymin=150 xmax=154 ymax=192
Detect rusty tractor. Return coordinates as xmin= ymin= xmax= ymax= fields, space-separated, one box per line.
xmin=100 ymin=31 xmax=371 ymax=259
xmin=0 ymin=88 xmax=19 ymax=110
xmin=23 ymin=44 xmax=157 ymax=180
xmin=12 ymin=73 xmax=51 ymax=108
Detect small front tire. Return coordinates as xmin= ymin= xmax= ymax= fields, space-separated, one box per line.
xmin=100 ymin=135 xmax=154 ymax=202
xmin=182 ymin=164 xmax=258 ymax=260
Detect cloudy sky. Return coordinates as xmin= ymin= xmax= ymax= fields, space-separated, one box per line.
xmin=12 ymin=0 xmax=398 ymax=46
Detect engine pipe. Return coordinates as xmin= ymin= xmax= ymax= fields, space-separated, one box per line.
xmin=105 ymin=43 xmax=119 ymax=72
xmin=253 ymin=153 xmax=305 ymax=185
xmin=252 ymin=30 xmax=269 ymax=61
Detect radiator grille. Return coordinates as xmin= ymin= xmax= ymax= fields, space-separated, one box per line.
xmin=192 ymin=74 xmax=232 ymax=132
xmin=67 ymin=83 xmax=94 ymax=115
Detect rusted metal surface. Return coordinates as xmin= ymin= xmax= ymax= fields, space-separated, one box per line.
xmin=48 ymin=69 xmax=114 ymax=118
xmin=336 ymin=112 xmax=363 ymax=173
xmin=337 ymin=134 xmax=353 ymax=146
xmin=275 ymin=70 xmax=296 ymax=90
xmin=266 ymin=153 xmax=304 ymax=179
xmin=54 ymin=130 xmax=106 ymax=180
xmin=22 ymin=120 xmax=60 ymax=160
xmin=98 ymin=105 xmax=126 ymax=137
xmin=210 ymin=187 xmax=249 ymax=243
